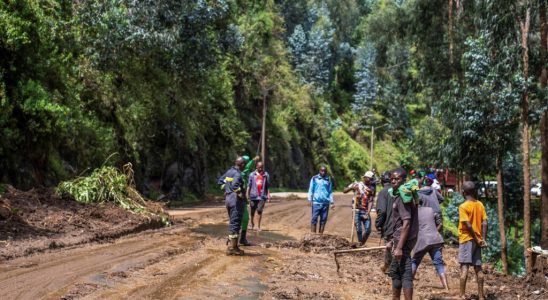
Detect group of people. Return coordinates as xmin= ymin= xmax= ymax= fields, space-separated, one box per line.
xmin=307 ymin=166 xmax=488 ymax=300
xmin=219 ymin=158 xmax=489 ymax=300
xmin=218 ymin=155 xmax=270 ymax=256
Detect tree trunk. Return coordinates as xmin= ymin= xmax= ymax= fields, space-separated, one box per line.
xmin=519 ymin=7 xmax=533 ymax=273
xmin=261 ymin=91 xmax=267 ymax=167
xmin=542 ymin=113 xmax=548 ymax=249
xmin=496 ymin=154 xmax=509 ymax=274
xmin=448 ymin=0 xmax=454 ymax=67
xmin=539 ymin=0 xmax=548 ymax=250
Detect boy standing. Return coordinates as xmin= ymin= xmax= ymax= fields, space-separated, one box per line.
xmin=458 ymin=181 xmax=488 ymax=300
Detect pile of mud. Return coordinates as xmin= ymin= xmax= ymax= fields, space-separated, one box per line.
xmin=274 ymin=234 xmax=351 ymax=253
xmin=0 ymin=185 xmax=168 ymax=260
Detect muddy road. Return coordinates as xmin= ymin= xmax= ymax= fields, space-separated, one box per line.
xmin=0 ymin=194 xmax=535 ymax=299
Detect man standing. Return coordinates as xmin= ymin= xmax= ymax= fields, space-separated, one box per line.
xmin=218 ymin=157 xmax=247 ymax=256
xmin=238 ymin=155 xmax=260 ymax=246
xmin=343 ymin=171 xmax=375 ymax=245
xmin=248 ymin=162 xmax=270 ymax=232
xmin=375 ymin=171 xmax=394 ymax=272
xmin=459 ymin=181 xmax=488 ymax=300
xmin=308 ymin=166 xmax=334 ymax=234
xmin=388 ymin=169 xmax=419 ymax=300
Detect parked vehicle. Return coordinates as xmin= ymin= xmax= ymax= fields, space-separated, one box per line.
xmin=478 ymin=181 xmax=497 ymax=198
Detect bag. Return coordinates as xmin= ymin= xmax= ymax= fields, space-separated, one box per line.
xmin=398 ymin=179 xmax=420 ymax=204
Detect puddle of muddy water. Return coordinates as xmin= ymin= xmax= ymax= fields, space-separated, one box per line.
xmin=192 ymin=223 xmax=294 ymax=243
xmin=236 ymin=276 xmax=268 ymax=299
xmin=88 ymin=273 xmax=116 ymax=287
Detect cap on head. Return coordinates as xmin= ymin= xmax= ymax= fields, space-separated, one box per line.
xmin=363 ymin=171 xmax=374 ymax=178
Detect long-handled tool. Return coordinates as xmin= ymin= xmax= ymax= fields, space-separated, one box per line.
xmin=334 ymin=246 xmax=387 ymax=272
xmin=350 ymin=194 xmax=356 ymax=243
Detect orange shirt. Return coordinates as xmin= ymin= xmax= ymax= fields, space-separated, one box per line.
xmin=458 ymin=200 xmax=488 ymax=243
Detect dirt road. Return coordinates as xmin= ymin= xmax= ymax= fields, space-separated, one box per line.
xmin=0 ymin=194 xmax=533 ymax=299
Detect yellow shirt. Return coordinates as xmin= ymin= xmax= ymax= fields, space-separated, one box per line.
xmin=458 ymin=200 xmax=488 ymax=243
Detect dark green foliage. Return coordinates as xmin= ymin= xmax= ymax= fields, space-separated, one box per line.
xmin=1 ymin=0 xmax=405 ymax=194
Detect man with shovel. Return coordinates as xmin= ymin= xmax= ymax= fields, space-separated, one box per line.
xmin=343 ymin=171 xmax=375 ymax=245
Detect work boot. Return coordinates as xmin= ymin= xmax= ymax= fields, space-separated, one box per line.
xmin=226 ymin=236 xmax=244 ymax=256
xmin=311 ymin=223 xmax=317 ymax=233
xmin=239 ymin=230 xmax=251 ymax=246
xmin=319 ymin=224 xmax=326 ymax=234
xmin=439 ymin=273 xmax=449 ymax=290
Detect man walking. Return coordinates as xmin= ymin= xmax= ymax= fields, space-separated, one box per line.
xmin=411 ymin=205 xmax=449 ymax=290
xmin=459 ymin=181 xmax=488 ymax=300
xmin=375 ymin=171 xmax=394 ymax=272
xmin=308 ymin=166 xmax=334 ymax=234
xmin=343 ymin=171 xmax=375 ymax=245
xmin=388 ymin=169 xmax=419 ymax=300
xmin=248 ymin=162 xmax=270 ymax=232
xmin=218 ymin=157 xmax=247 ymax=256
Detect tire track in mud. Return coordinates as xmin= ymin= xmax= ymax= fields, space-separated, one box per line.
xmin=0 ymin=194 xmax=364 ymax=300
xmin=0 ymin=227 xmax=198 ymax=300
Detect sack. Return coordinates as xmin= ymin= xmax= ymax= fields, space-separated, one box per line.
xmin=398 ymin=179 xmax=420 ymax=204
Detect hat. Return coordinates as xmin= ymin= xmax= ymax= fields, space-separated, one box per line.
xmin=242 ymin=155 xmax=250 ymax=162
xmin=363 ymin=171 xmax=374 ymax=178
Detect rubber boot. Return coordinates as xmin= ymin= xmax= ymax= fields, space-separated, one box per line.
xmin=226 ymin=236 xmax=244 ymax=256
xmin=319 ymin=223 xmax=326 ymax=234
xmin=311 ymin=223 xmax=317 ymax=233
xmin=239 ymin=230 xmax=251 ymax=246
xmin=439 ymin=273 xmax=449 ymax=290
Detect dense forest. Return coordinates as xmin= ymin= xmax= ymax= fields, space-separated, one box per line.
xmin=1 ymin=0 xmax=547 ymax=275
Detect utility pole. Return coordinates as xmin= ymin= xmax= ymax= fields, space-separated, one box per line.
xmin=370 ymin=124 xmax=389 ymax=169
xmin=261 ymin=91 xmax=267 ymax=167
xmin=370 ymin=126 xmax=374 ymax=169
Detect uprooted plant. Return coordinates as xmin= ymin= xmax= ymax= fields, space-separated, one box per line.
xmin=57 ymin=163 xmax=170 ymax=226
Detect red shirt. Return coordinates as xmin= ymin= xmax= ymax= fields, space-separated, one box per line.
xmin=256 ymin=172 xmax=264 ymax=195
xmin=356 ymin=185 xmax=374 ymax=211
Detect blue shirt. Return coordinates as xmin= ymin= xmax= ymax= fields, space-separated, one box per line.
xmin=308 ymin=174 xmax=333 ymax=204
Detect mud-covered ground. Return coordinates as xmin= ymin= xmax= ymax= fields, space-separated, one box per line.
xmin=0 ymin=191 xmax=544 ymax=299
xmin=0 ymin=185 xmax=167 ymax=260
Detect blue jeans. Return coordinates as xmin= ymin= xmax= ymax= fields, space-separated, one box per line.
xmin=412 ymin=244 xmax=445 ymax=275
xmin=311 ymin=203 xmax=330 ymax=225
xmin=355 ymin=210 xmax=371 ymax=244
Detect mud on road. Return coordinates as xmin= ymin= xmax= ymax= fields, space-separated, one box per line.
xmin=0 ymin=193 xmax=541 ymax=299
